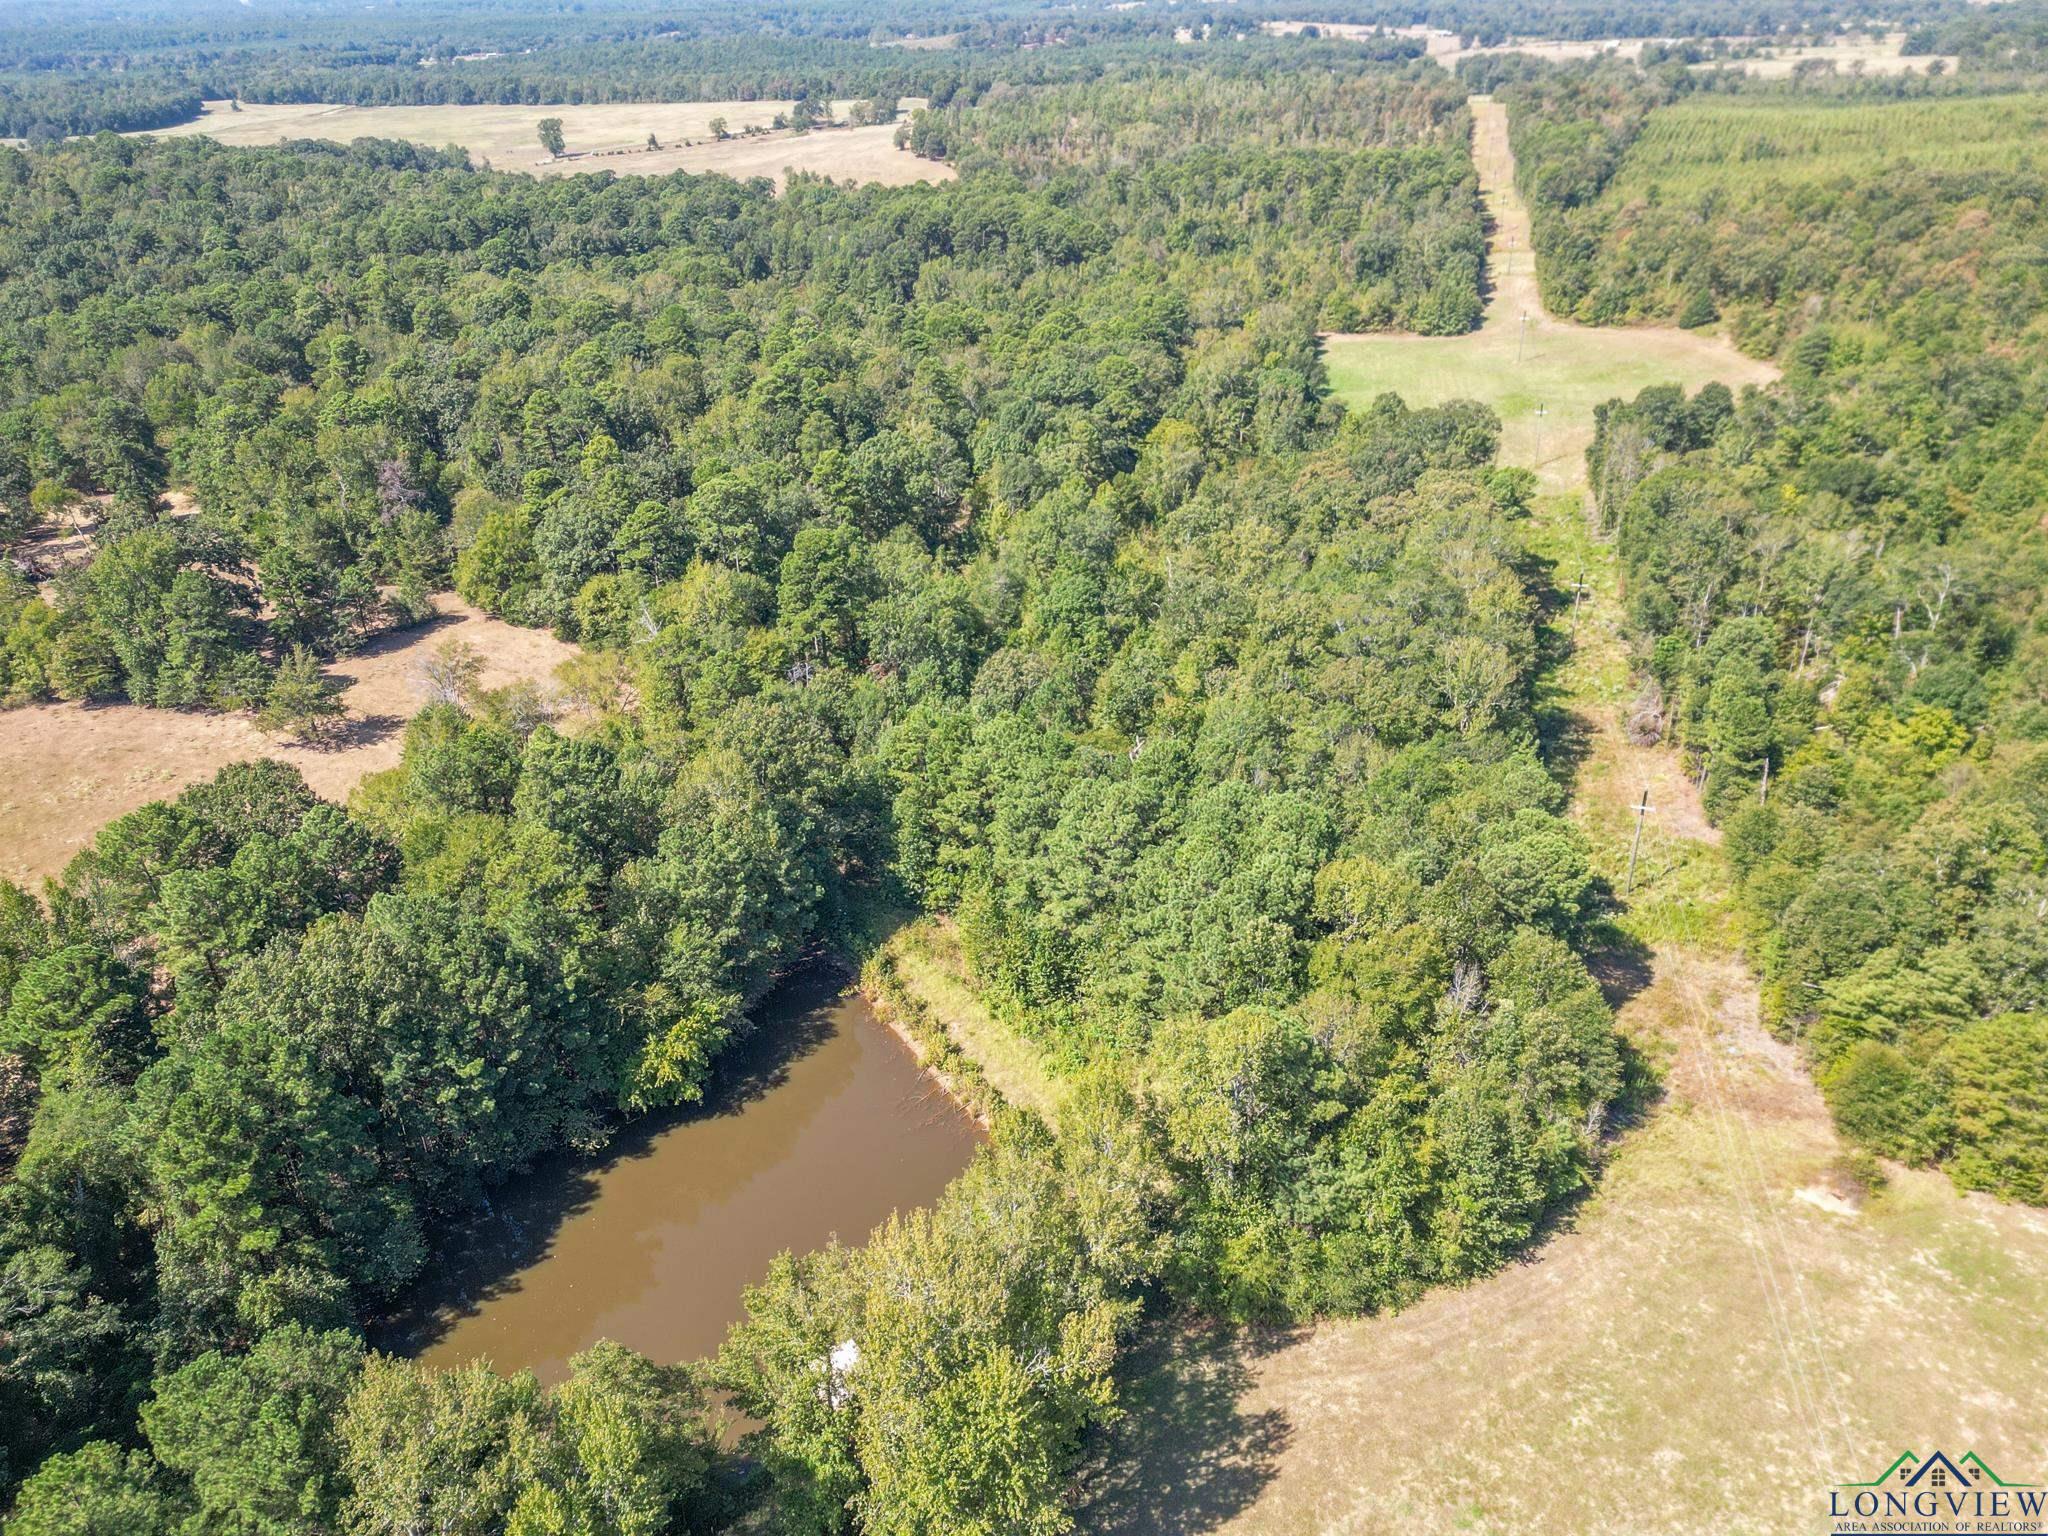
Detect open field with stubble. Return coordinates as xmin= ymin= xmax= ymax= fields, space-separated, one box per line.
xmin=0 ymin=596 xmax=576 ymax=889
xmin=1696 ymin=31 xmax=1959 ymax=79
xmin=140 ymin=98 xmax=953 ymax=188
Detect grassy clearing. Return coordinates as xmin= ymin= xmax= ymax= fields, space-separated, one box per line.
xmin=1519 ymin=488 xmax=1740 ymax=950
xmin=1607 ymin=93 xmax=2048 ymax=199
xmin=861 ymin=914 xmax=1069 ymax=1123
xmin=0 ymin=595 xmax=576 ymax=888
xmin=1322 ymin=97 xmax=1776 ymax=491
xmin=1322 ymin=328 xmax=1769 ymax=491
xmin=140 ymin=98 xmax=953 ymax=188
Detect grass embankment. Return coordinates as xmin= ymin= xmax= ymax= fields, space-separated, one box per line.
xmin=841 ymin=898 xmax=1068 ymax=1126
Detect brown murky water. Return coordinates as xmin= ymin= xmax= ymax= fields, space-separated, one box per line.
xmin=382 ymin=970 xmax=982 ymax=1383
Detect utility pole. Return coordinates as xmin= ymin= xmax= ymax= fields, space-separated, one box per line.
xmin=1518 ymin=310 xmax=1528 ymax=365
xmin=1759 ymin=755 xmax=1770 ymax=804
xmin=1625 ymin=787 xmax=1652 ymax=896
xmin=1533 ymin=401 xmax=1548 ymax=466
xmin=1567 ymin=570 xmax=1592 ymax=635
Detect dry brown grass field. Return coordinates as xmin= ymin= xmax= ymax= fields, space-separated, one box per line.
xmin=1264 ymin=23 xmax=1956 ymax=76
xmin=1697 ymin=32 xmax=1960 ymax=78
xmin=1263 ymin=21 xmax=1653 ymax=69
xmin=141 ymin=98 xmax=954 ymax=188
xmin=0 ymin=596 xmax=576 ymax=888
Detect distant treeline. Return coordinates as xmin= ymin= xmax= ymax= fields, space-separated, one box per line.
xmin=3 ymin=0 xmax=1991 ymax=138
xmin=0 ymin=76 xmax=201 ymax=140
xmin=1 ymin=33 xmax=1431 ymax=138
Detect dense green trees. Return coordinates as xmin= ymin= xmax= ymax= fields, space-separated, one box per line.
xmin=2 ymin=57 xmax=1480 ymax=709
xmin=1527 ymin=64 xmax=2048 ymax=1201
xmin=0 ymin=24 xmax=1640 ymax=1528
xmin=932 ymin=69 xmax=1483 ymax=334
xmin=721 ymin=1117 xmax=1148 ymax=1535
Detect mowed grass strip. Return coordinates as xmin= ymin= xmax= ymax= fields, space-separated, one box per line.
xmin=1607 ymin=92 xmax=2048 ymax=198
xmin=1321 ymin=323 xmax=1774 ymax=490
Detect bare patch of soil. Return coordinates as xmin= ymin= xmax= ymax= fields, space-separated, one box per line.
xmin=0 ymin=597 xmax=576 ymax=888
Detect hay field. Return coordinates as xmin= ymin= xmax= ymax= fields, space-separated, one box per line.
xmin=0 ymin=597 xmax=576 ymax=888
xmin=1262 ymin=21 xmax=1652 ymax=69
xmin=142 ymin=98 xmax=953 ymax=188
xmin=1696 ymin=31 xmax=1959 ymax=78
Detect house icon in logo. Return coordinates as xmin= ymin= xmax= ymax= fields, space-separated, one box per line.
xmin=1901 ymin=1452 xmax=1975 ymax=1491
xmin=1839 ymin=1449 xmax=2039 ymax=1493
xmin=1833 ymin=1450 xmax=2046 ymax=1535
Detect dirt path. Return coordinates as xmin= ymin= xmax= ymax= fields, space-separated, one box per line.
xmin=1322 ymin=97 xmax=1776 ymax=491
xmin=1469 ymin=96 xmax=1541 ymax=321
xmin=0 ymin=597 xmax=577 ymax=888
xmin=1079 ymin=98 xmax=2048 ymax=1536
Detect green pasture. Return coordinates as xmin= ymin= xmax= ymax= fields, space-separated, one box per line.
xmin=1606 ymin=92 xmax=2048 ymax=199
xmin=1322 ymin=319 xmax=1775 ymax=488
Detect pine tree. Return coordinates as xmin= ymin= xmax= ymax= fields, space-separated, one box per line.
xmin=259 ymin=647 xmax=343 ymax=742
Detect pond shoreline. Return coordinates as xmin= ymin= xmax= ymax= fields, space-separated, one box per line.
xmin=377 ymin=964 xmax=984 ymax=1382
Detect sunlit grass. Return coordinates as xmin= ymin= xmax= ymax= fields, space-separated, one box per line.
xmin=877 ymin=916 xmax=1071 ymax=1121
xmin=1322 ymin=308 xmax=1776 ymax=493
xmin=1606 ymin=93 xmax=2048 ymax=199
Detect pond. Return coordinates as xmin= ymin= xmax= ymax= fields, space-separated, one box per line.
xmin=379 ymin=968 xmax=984 ymax=1383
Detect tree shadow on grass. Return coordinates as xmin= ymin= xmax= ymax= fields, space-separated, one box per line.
xmin=1515 ymin=537 xmax=1598 ymax=805
xmin=296 ymin=711 xmax=405 ymax=752
xmin=1584 ymin=924 xmax=1655 ymax=1012
xmin=1075 ymin=1319 xmax=1296 ymax=1535
xmin=1581 ymin=922 xmax=1668 ymax=1137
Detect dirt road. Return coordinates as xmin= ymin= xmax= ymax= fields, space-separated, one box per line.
xmin=1079 ymin=97 xmax=2048 ymax=1536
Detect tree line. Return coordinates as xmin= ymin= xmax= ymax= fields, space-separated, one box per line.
xmin=0 ymin=56 xmax=1620 ymax=1530
xmin=1510 ymin=60 xmax=2048 ymax=1203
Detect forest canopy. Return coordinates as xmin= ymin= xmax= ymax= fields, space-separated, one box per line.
xmin=1504 ymin=62 xmax=2048 ymax=1203
xmin=6 ymin=3 xmax=2048 ymax=1530
xmin=0 ymin=38 xmax=1622 ymax=1533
